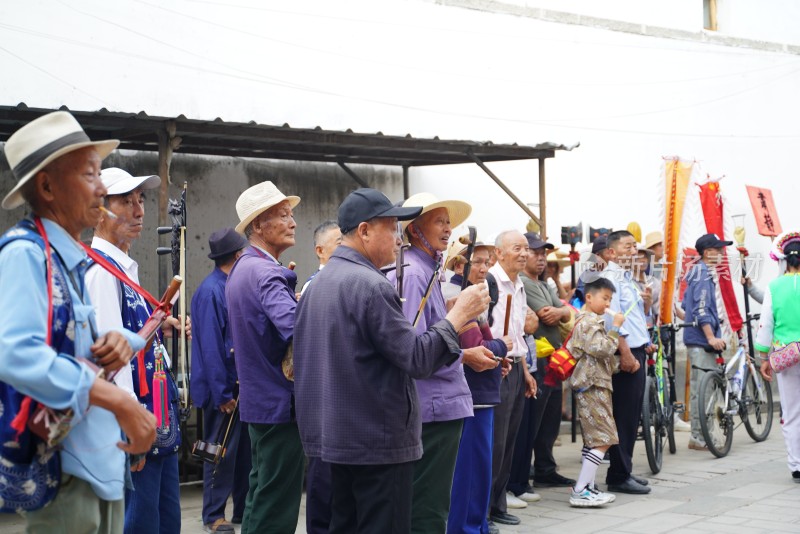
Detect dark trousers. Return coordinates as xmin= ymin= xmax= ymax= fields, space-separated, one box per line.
xmin=124 ymin=453 xmax=180 ymax=534
xmin=411 ymin=419 xmax=464 ymax=534
xmin=490 ymin=362 xmax=525 ymax=514
xmin=447 ymin=408 xmax=494 ymax=534
xmin=306 ymin=457 xmax=332 ymax=534
xmin=242 ymin=422 xmax=305 ymax=534
xmin=507 ymin=396 xmax=537 ymax=495
xmin=531 ymin=365 xmax=562 ymax=479
xmin=330 ymin=461 xmax=415 ymax=534
xmin=606 ymin=346 xmax=647 ymax=485
xmin=202 ymin=406 xmax=250 ymax=525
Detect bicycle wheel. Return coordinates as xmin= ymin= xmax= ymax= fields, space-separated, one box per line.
xmin=642 ymin=376 xmax=662 ymax=474
xmin=664 ymin=376 xmax=676 ymax=454
xmin=697 ymin=371 xmax=733 ymax=458
xmin=741 ymin=368 xmax=774 ymax=442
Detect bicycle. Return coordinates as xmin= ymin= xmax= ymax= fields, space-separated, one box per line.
xmin=696 ymin=345 xmax=774 ymax=458
xmin=641 ymin=322 xmax=692 ymax=474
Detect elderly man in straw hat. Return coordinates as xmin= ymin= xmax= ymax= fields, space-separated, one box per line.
xmin=225 ymin=180 xmax=304 ymax=534
xmin=0 ymin=111 xmax=155 ymax=533
xmin=387 ymin=192 xmax=499 ymax=534
xmin=294 ymin=188 xmax=493 ymax=534
xmin=85 ymin=167 xmax=189 ymax=534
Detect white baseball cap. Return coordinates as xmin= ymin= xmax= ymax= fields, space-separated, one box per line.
xmin=101 ymin=167 xmax=161 ymax=195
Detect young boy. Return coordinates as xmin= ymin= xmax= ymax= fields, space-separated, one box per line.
xmin=567 ymin=276 xmax=625 ymax=507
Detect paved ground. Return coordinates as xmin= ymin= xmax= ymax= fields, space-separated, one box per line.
xmin=2 ymin=421 xmax=796 ymax=533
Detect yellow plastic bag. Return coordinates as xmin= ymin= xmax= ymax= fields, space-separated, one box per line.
xmin=535 ymin=337 xmax=555 ymax=358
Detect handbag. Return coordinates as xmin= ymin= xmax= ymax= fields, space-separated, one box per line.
xmin=0 ymin=217 xmax=66 ymax=513
xmin=768 ymin=341 xmax=800 ymax=374
xmin=548 ymin=318 xmax=583 ymax=381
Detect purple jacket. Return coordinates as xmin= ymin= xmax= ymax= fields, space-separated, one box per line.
xmin=226 ymin=246 xmax=297 ymax=424
xmin=387 ymin=246 xmax=473 ymax=423
xmin=294 ymin=245 xmax=462 ymax=465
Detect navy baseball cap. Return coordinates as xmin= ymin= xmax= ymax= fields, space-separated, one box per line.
xmin=338 ymin=188 xmax=422 ymax=234
xmin=591 ymin=236 xmax=608 ymax=254
xmin=695 ymin=233 xmax=733 ymax=255
xmin=524 ymin=232 xmax=554 ymax=250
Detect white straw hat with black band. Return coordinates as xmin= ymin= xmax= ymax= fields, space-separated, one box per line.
xmin=2 ymin=111 xmax=119 ymax=210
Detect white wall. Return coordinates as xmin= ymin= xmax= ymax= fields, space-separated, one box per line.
xmin=1 ymin=0 xmax=798 ymax=287
xmin=492 ymin=0 xmax=700 ymax=31
xmin=717 ymin=0 xmax=800 ymax=45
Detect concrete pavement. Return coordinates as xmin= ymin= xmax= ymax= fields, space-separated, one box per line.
xmin=2 ymin=419 xmax=795 ymax=533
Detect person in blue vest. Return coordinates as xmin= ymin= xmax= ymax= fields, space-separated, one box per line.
xmin=191 ymin=227 xmax=251 ymax=533
xmin=0 ymin=111 xmax=156 ymax=532
xmin=86 ymin=167 xmax=189 ymax=534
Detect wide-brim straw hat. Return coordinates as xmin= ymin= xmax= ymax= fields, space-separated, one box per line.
xmin=444 ymin=234 xmax=492 ymax=271
xmin=235 ymin=181 xmax=300 ymax=234
xmin=401 ymin=192 xmax=471 ymax=231
xmin=2 ymin=111 xmax=119 ymax=210
xmin=645 ymin=231 xmax=663 ymax=250
xmin=547 ymin=249 xmax=571 ymax=268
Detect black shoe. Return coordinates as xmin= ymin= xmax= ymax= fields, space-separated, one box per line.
xmin=630 ymin=474 xmax=649 ymax=486
xmin=607 ymin=477 xmax=651 ymax=495
xmin=489 ymin=510 xmax=520 ymax=526
xmin=532 ymin=471 xmax=576 ymax=488
xmin=792 ymin=471 xmax=800 ymax=483
xmin=487 ymin=520 xmax=501 ymax=534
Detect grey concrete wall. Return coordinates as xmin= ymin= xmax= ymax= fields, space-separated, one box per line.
xmin=0 ymin=146 xmax=403 ymax=305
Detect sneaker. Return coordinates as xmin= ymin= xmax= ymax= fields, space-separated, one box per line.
xmin=517 ymin=491 xmax=542 ymax=502
xmin=673 ymin=415 xmax=691 ymax=432
xmin=792 ymin=471 xmax=800 ymax=483
xmin=505 ymin=491 xmax=528 ymax=509
xmin=570 ymin=485 xmax=611 ymax=507
xmin=688 ymin=437 xmax=708 ymax=451
xmin=204 ymin=518 xmax=235 ymax=533
xmin=487 ymin=520 xmax=501 ymax=534
xmin=592 ymin=484 xmax=616 ymax=503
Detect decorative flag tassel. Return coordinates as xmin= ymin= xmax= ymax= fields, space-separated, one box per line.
xmin=152 ymin=347 xmax=169 ymax=430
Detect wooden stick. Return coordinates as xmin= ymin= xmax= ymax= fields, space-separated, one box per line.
xmin=503 ymin=294 xmax=513 ymax=336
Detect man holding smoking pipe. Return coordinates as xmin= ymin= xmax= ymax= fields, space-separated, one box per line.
xmin=86 ymin=167 xmax=190 ymax=534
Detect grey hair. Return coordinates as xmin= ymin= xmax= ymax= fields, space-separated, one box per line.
xmin=313 ymin=220 xmax=340 ymax=247
xmin=494 ymin=230 xmax=518 ymax=249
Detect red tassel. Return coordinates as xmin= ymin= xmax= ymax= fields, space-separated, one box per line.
xmin=137 ymin=349 xmax=149 ymax=397
xmin=152 ymin=346 xmax=168 ymax=430
xmin=10 ymin=396 xmax=32 ymax=439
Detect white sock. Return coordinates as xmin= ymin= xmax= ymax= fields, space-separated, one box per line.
xmin=574 ymin=448 xmax=604 ymax=492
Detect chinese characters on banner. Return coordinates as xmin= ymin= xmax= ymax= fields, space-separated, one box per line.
xmin=746 ymin=185 xmax=782 ymax=237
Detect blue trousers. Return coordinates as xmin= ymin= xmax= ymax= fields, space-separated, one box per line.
xmin=447 ymin=408 xmax=494 ymax=534
xmin=124 ymin=453 xmax=180 ymax=534
xmin=202 ymin=406 xmax=251 ymax=524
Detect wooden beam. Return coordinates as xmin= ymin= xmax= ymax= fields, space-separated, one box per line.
xmin=467 ymin=151 xmax=542 ymax=228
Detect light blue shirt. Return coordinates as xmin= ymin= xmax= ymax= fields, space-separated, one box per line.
xmin=601 ymin=261 xmax=650 ymax=349
xmin=0 ymin=218 xmax=145 ymax=501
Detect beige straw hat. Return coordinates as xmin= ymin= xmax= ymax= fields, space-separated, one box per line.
xmin=235 ymin=181 xmax=300 ymax=234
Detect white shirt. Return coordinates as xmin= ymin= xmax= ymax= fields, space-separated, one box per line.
xmin=300 ymin=263 xmax=325 ymax=295
xmin=85 ymin=236 xmax=140 ymax=398
xmin=489 ymin=263 xmax=528 ymax=358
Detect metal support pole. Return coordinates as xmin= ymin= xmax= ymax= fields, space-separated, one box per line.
xmin=467 ymin=151 xmax=543 ymax=229
xmin=402 ymin=165 xmax=409 ymax=199
xmin=338 ymin=162 xmax=369 ymax=188
xmin=538 ymin=158 xmax=547 ymax=240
